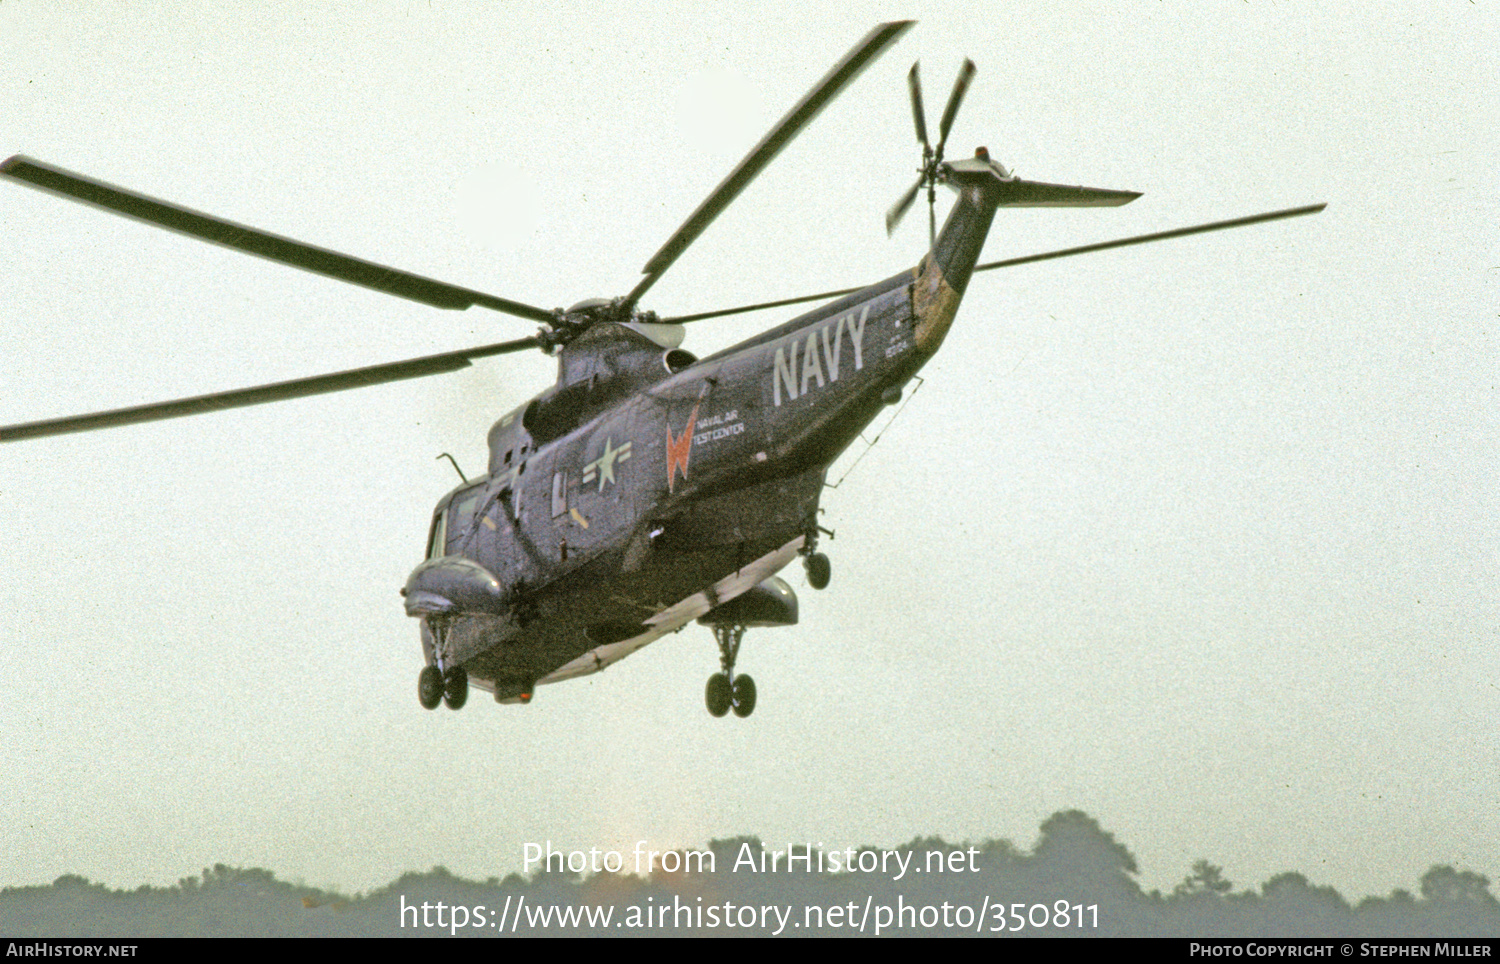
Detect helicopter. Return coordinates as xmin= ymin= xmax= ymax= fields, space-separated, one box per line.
xmin=1 ymin=22 xmax=1322 ymax=718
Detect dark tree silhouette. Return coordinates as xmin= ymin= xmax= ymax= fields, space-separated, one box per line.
xmin=1175 ymin=859 xmax=1234 ymax=897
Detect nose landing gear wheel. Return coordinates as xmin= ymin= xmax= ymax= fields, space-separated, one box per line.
xmin=442 ymin=665 xmax=468 ymax=710
xmin=418 ymin=665 xmax=443 ymax=710
xmin=731 ymin=674 xmax=756 ymax=718
xmin=706 ymin=673 xmax=732 ymax=717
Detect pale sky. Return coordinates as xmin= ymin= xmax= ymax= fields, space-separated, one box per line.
xmin=2 ymin=2 xmax=1495 ymax=900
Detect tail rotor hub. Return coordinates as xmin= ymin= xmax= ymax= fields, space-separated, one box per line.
xmin=886 ymin=57 xmax=978 ymax=245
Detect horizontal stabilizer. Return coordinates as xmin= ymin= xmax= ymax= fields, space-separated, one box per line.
xmin=993 ymin=177 xmax=1141 ymax=208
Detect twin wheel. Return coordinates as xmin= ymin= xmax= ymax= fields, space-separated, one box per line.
xmin=705 ymin=672 xmax=756 ymax=718
xmin=705 ymin=623 xmax=758 ymax=718
xmin=699 ymin=551 xmax=831 ymax=718
xmin=418 ymin=664 xmax=467 ymax=710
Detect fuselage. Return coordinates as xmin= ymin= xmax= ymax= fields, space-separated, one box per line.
xmin=404 ymin=159 xmax=1010 ymax=700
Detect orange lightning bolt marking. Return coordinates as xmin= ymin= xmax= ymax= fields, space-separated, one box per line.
xmin=666 ymin=402 xmax=700 ymax=493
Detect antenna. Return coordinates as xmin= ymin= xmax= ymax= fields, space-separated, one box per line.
xmin=436 ymin=453 xmax=468 ymax=483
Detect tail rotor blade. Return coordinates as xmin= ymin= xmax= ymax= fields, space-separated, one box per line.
xmin=886 ymin=175 xmax=923 ymax=235
xmin=935 ymin=58 xmax=976 ymax=157
xmin=907 ymin=62 xmax=930 ymax=152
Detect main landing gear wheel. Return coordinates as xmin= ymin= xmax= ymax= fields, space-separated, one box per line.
xmin=706 ymin=673 xmax=732 ymax=717
xmin=706 ymin=624 xmax=758 ymax=718
xmin=731 ymin=675 xmax=757 ymax=718
xmin=804 ymin=552 xmax=831 ymax=590
xmin=418 ymin=665 xmax=443 ymax=710
xmin=442 ymin=665 xmax=468 ymax=710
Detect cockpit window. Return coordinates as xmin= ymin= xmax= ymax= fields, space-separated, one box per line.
xmin=444 ymin=486 xmax=486 ymax=554
xmin=426 ymin=509 xmax=447 ymax=560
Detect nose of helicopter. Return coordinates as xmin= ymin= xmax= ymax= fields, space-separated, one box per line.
xmin=402 ymin=555 xmax=509 ymax=617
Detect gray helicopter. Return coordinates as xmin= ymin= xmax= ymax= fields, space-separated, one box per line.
xmin=1 ymin=22 xmax=1322 ymax=717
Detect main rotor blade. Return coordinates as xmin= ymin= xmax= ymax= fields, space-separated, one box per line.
xmin=663 ymin=203 xmax=1326 ymax=324
xmin=664 ymin=286 xmax=866 ymax=324
xmin=0 ymin=336 xmax=539 ymax=443
xmin=974 ymin=203 xmax=1327 ymax=273
xmin=625 ymin=20 xmax=914 ymax=309
xmin=1 ymin=155 xmax=555 ymax=323
xmin=935 ymin=59 xmax=976 ymax=157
